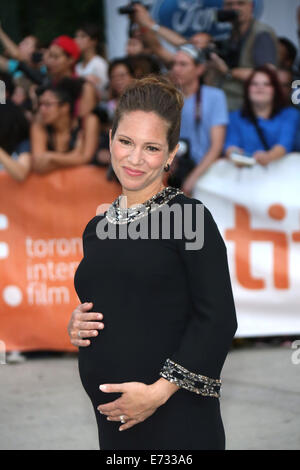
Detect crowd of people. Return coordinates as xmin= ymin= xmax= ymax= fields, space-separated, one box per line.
xmin=1 ymin=1 xmax=300 ymax=190
xmin=1 ymin=1 xmax=300 ymax=361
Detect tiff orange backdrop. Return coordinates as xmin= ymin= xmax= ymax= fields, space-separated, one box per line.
xmin=0 ymin=165 xmax=121 ymax=352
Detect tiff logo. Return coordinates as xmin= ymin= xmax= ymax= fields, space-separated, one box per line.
xmin=0 ymin=80 xmax=5 ymax=104
xmin=226 ymin=204 xmax=300 ymax=290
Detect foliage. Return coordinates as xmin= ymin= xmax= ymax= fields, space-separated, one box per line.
xmin=1 ymin=0 xmax=105 ymax=47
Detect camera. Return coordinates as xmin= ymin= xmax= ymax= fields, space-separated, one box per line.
xmin=201 ymin=43 xmax=218 ymax=61
xmin=118 ymin=2 xmax=150 ymax=39
xmin=118 ymin=1 xmax=145 ymax=15
xmin=196 ymin=9 xmax=240 ymax=63
xmin=31 ymin=51 xmax=43 ymax=64
xmin=214 ymin=9 xmax=239 ymax=23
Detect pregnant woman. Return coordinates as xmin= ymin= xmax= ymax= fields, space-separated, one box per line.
xmin=68 ymin=75 xmax=237 ymax=450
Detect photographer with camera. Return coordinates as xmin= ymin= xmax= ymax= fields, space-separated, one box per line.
xmin=0 ymin=22 xmax=47 ymax=113
xmin=131 ymin=3 xmax=213 ymax=67
xmin=0 ymin=22 xmax=43 ymax=77
xmin=209 ymin=0 xmax=278 ymax=111
xmin=132 ymin=1 xmax=278 ymax=112
xmin=0 ymin=22 xmax=48 ymax=93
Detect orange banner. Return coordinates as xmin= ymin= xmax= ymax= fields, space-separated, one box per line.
xmin=0 ymin=165 xmax=121 ymax=352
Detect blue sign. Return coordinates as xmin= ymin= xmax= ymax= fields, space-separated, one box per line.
xmin=151 ymin=0 xmax=264 ymax=40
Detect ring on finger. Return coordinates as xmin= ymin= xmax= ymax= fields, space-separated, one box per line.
xmin=120 ymin=415 xmax=126 ymax=423
xmin=77 ymin=331 xmax=81 ymax=338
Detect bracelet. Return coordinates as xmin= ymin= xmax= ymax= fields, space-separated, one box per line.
xmin=151 ymin=23 xmax=160 ymax=32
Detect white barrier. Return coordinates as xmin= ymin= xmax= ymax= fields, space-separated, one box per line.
xmin=194 ymin=153 xmax=300 ymax=337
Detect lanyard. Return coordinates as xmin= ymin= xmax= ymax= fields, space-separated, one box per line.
xmin=195 ymin=84 xmax=202 ymax=127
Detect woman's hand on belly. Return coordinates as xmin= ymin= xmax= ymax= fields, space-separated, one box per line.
xmin=97 ymin=378 xmax=179 ymax=431
xmin=67 ymin=302 xmax=104 ymax=347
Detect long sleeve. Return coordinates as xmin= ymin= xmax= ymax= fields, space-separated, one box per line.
xmin=159 ymin=200 xmax=238 ymax=397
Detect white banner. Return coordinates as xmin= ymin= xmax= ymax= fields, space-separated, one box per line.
xmin=194 ymin=153 xmax=300 ymax=337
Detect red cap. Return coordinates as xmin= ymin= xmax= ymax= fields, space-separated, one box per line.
xmin=51 ymin=35 xmax=81 ymax=61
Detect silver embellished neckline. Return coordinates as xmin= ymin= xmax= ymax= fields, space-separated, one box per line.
xmin=105 ymin=186 xmax=184 ymax=224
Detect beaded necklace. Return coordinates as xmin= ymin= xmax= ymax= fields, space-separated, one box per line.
xmin=105 ymin=186 xmax=184 ymax=225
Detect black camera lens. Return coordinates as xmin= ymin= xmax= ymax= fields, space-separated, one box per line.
xmin=31 ymin=51 xmax=43 ymax=64
xmin=118 ymin=1 xmax=144 ymax=15
xmin=118 ymin=5 xmax=135 ymax=14
xmin=216 ymin=9 xmax=239 ymax=22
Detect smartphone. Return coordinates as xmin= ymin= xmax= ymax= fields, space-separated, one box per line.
xmin=229 ymin=151 xmax=255 ymax=166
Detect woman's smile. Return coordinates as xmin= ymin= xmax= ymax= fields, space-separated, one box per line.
xmin=109 ymin=110 xmax=173 ymax=199
xmin=122 ymin=166 xmax=145 ymax=176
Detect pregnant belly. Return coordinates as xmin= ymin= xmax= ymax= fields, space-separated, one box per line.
xmin=77 ymin=321 xmax=183 ymax=406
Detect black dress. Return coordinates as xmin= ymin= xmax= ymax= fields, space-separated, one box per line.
xmin=74 ymin=187 xmax=237 ymax=450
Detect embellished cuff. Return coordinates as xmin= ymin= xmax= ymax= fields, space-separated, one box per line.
xmin=159 ymin=358 xmax=221 ymax=398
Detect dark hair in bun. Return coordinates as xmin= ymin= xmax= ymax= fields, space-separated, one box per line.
xmin=112 ymin=74 xmax=184 ymax=151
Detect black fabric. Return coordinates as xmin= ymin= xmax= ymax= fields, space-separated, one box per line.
xmin=90 ymin=130 xmax=110 ymax=168
xmin=74 ymin=193 xmax=237 ymax=450
xmin=46 ymin=119 xmax=82 ymax=151
xmin=221 ymin=22 xmax=253 ymax=69
xmin=167 ymin=140 xmax=196 ymax=189
xmin=222 ymin=36 xmax=243 ymax=69
xmin=167 ymin=156 xmax=195 ymax=189
xmin=222 ymin=20 xmax=277 ymax=69
xmin=0 ymin=100 xmax=29 ymax=154
xmin=253 ymin=32 xmax=277 ymax=67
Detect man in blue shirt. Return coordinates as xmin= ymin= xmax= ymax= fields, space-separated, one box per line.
xmin=171 ymin=44 xmax=228 ymax=195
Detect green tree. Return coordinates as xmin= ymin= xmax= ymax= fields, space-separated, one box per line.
xmin=0 ymin=0 xmax=105 ymax=50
